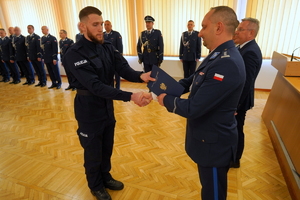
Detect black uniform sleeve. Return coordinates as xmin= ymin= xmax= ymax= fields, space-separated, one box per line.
xmin=137 ymin=32 xmax=143 ymax=62
xmin=63 ymin=50 xmax=134 ymax=102
xmin=196 ymin=35 xmax=201 ymax=59
xmin=179 ymin=33 xmax=184 ymax=59
xmin=116 ymin=32 xmax=123 ymax=54
xmin=10 ymin=39 xmax=15 ymax=61
xmin=157 ymin=30 xmax=164 ymax=62
xmin=52 ymin=37 xmax=58 ymax=60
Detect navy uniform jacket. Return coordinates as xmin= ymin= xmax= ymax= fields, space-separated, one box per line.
xmin=104 ymin=30 xmax=123 ymax=54
xmin=237 ymin=40 xmax=262 ymax=111
xmin=62 ymin=36 xmax=143 ymax=124
xmin=59 ymin=37 xmax=74 ymax=62
xmin=26 ymin=33 xmax=43 ymax=60
xmin=41 ymin=34 xmax=58 ymax=63
xmin=179 ymin=31 xmax=201 ymax=61
xmin=75 ymin=33 xmax=83 ymax=43
xmin=163 ymin=40 xmax=246 ymax=167
xmin=12 ymin=35 xmax=27 ymax=61
xmin=0 ymin=36 xmax=13 ymax=61
xmin=0 ymin=38 xmax=3 ymax=60
xmin=137 ymin=29 xmax=164 ymax=65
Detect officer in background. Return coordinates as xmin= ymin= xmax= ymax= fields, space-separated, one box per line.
xmin=157 ymin=6 xmax=244 ymax=199
xmin=41 ymin=26 xmax=61 ymax=89
xmin=75 ymin=22 xmax=83 ymax=43
xmin=27 ymin=25 xmax=47 ymax=87
xmin=0 ymin=30 xmax=10 ymax=82
xmin=104 ymin=20 xmax=123 ymax=89
xmin=9 ymin=26 xmax=23 ymax=78
xmin=12 ymin=26 xmax=35 ymax=85
xmin=137 ymin=16 xmax=164 ymax=72
xmin=179 ymin=20 xmax=201 ymax=78
xmin=0 ymin=28 xmax=20 ymax=84
xmin=59 ymin=29 xmax=75 ymax=91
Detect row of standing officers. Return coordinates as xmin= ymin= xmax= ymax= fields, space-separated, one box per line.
xmin=0 ymin=17 xmax=201 ymax=88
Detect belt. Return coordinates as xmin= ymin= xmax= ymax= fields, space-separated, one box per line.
xmin=77 ymin=89 xmax=93 ymax=96
xmin=144 ymin=48 xmax=156 ymax=53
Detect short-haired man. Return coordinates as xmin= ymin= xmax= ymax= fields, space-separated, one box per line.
xmin=0 ymin=28 xmax=20 ymax=84
xmin=137 ymin=15 xmax=164 ymax=72
xmin=157 ymin=6 xmax=245 ymax=199
xmin=104 ymin=20 xmax=123 ymax=89
xmin=27 ymin=25 xmax=47 ymax=87
xmin=59 ymin=29 xmax=75 ymax=90
xmin=41 ymin=26 xmax=61 ymax=89
xmin=75 ymin=22 xmax=83 ymax=43
xmin=9 ymin=26 xmax=24 ymax=78
xmin=231 ymin=18 xmax=262 ymax=168
xmin=63 ymin=6 xmax=154 ymax=200
xmin=179 ymin=20 xmax=202 ymax=78
xmin=12 ymin=26 xmax=35 ymax=85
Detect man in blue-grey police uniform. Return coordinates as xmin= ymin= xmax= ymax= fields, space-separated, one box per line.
xmin=59 ymin=29 xmax=75 ymax=90
xmin=179 ymin=20 xmax=202 ymax=78
xmin=158 ymin=6 xmax=245 ymax=200
xmin=12 ymin=26 xmax=35 ymax=85
xmin=63 ymin=6 xmax=154 ymax=200
xmin=0 ymin=28 xmax=20 ymax=84
xmin=41 ymin=26 xmax=61 ymax=89
xmin=104 ymin=20 xmax=123 ymax=89
xmin=0 ymin=29 xmax=11 ymax=82
xmin=231 ymin=18 xmax=262 ymax=168
xmin=27 ymin=25 xmax=47 ymax=87
xmin=75 ymin=22 xmax=84 ymax=43
xmin=137 ymin=15 xmax=164 ymax=72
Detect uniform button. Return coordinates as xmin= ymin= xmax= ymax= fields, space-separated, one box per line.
xmin=202 ymin=140 xmax=205 ymax=142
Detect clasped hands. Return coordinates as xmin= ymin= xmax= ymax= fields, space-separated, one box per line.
xmin=131 ymin=92 xmax=153 ymax=107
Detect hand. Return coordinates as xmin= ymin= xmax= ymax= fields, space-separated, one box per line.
xmin=53 ymin=60 xmax=57 ymax=65
xmin=234 ymin=111 xmax=238 ymax=116
xmin=10 ymin=60 xmax=14 ymax=63
xmin=37 ymin=58 xmax=41 ymax=62
xmin=27 ymin=58 xmax=31 ymax=62
xmin=196 ymin=59 xmax=199 ymax=62
xmin=158 ymin=61 xmax=162 ymax=67
xmin=131 ymin=92 xmax=152 ymax=107
xmin=138 ymin=60 xmax=142 ymax=64
xmin=180 ymin=59 xmax=183 ymax=62
xmin=1 ymin=60 xmax=4 ymax=63
xmin=157 ymin=93 xmax=167 ymax=106
xmin=140 ymin=72 xmax=156 ymax=83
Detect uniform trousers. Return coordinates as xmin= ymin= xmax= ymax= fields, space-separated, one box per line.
xmin=16 ymin=61 xmax=35 ymax=83
xmin=198 ymin=165 xmax=229 ymax=200
xmin=235 ymin=110 xmax=247 ymax=161
xmin=45 ymin=62 xmax=61 ymax=86
xmin=0 ymin=61 xmax=10 ymax=80
xmin=77 ymin=120 xmax=115 ymax=191
xmin=31 ymin=60 xmax=46 ymax=84
xmin=5 ymin=61 xmax=20 ymax=82
xmin=143 ymin=63 xmax=154 ymax=73
xmin=182 ymin=60 xmax=197 ymax=78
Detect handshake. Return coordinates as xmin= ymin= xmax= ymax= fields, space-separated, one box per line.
xmin=131 ymin=92 xmax=153 ymax=107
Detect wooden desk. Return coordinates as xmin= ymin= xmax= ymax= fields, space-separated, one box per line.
xmin=262 ymin=52 xmax=300 ymax=199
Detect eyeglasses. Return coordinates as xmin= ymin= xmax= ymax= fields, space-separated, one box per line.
xmin=236 ymin=28 xmax=253 ymax=32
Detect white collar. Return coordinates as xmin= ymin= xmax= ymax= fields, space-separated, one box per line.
xmin=240 ymin=40 xmax=253 ymax=49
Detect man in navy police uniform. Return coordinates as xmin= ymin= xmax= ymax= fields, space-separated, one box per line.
xmin=231 ymin=17 xmax=262 ymax=168
xmin=179 ymin=20 xmax=202 ymax=78
xmin=0 ymin=28 xmax=20 ymax=84
xmin=137 ymin=15 xmax=164 ymax=72
xmin=41 ymin=26 xmax=61 ymax=89
xmin=158 ymin=6 xmax=245 ymax=200
xmin=104 ymin=20 xmax=123 ymax=89
xmin=12 ymin=26 xmax=35 ymax=85
xmin=27 ymin=25 xmax=47 ymax=87
xmin=0 ymin=29 xmax=11 ymax=82
xmin=59 ymin=29 xmax=75 ymax=90
xmin=63 ymin=6 xmax=154 ymax=200
xmin=75 ymin=22 xmax=84 ymax=43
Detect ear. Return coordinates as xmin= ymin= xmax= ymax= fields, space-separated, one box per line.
xmin=215 ymin=22 xmax=224 ymax=35
xmin=79 ymin=22 xmax=86 ymax=32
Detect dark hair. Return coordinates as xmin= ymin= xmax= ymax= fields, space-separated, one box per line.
xmin=79 ymin=6 xmax=102 ymax=21
xmin=188 ymin=20 xmax=194 ymax=23
xmin=27 ymin=25 xmax=34 ymax=29
xmin=60 ymin=29 xmax=67 ymax=34
xmin=210 ymin=6 xmax=239 ymax=35
xmin=0 ymin=28 xmax=5 ymax=31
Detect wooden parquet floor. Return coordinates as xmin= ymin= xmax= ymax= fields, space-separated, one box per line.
xmin=0 ymin=77 xmax=291 ymax=200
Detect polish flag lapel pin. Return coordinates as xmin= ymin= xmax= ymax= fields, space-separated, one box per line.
xmin=213 ymin=73 xmax=224 ymax=81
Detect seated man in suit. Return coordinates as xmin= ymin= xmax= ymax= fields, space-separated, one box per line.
xmin=232 ymin=18 xmax=262 ymax=168
xmin=158 ymin=6 xmax=245 ymax=200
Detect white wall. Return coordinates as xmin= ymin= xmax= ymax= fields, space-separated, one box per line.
xmin=57 ymin=56 xmax=277 ymax=90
